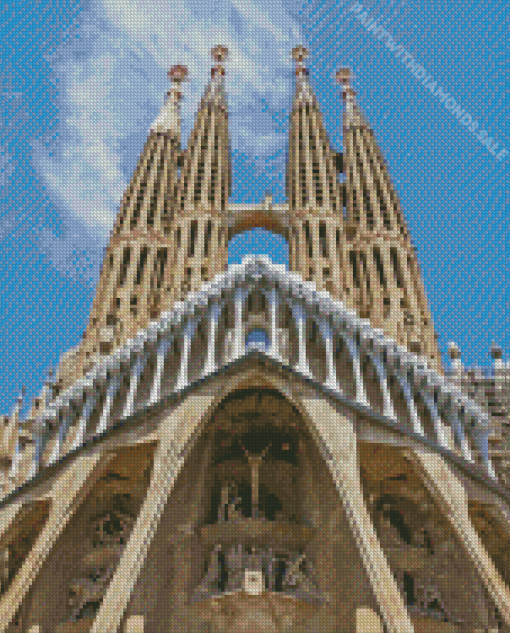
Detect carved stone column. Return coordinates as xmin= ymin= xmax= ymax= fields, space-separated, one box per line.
xmin=0 ymin=453 xmax=111 ymax=632
xmin=176 ymin=319 xmax=198 ymax=390
xmin=149 ymin=336 xmax=171 ymax=406
xmin=318 ymin=319 xmax=340 ymax=392
xmin=70 ymin=388 xmax=99 ymax=451
xmin=267 ymin=287 xmax=280 ymax=360
xmin=122 ymin=355 xmax=147 ymax=419
xmin=96 ymin=373 xmax=121 ymax=435
xmin=446 ymin=403 xmax=472 ymax=462
xmin=233 ymin=287 xmax=246 ymax=360
xmin=89 ymin=394 xmax=216 ymax=633
xmin=371 ymin=352 xmax=396 ymax=420
xmin=420 ymin=389 xmax=449 ymax=449
xmin=343 ymin=332 xmax=368 ymax=406
xmin=299 ymin=397 xmax=414 ymax=633
xmin=203 ymin=302 xmax=221 ymax=376
xmin=473 ymin=425 xmax=497 ymax=479
xmin=407 ymin=450 xmax=510 ymax=627
xmin=291 ymin=302 xmax=310 ymax=376
xmin=394 ymin=371 xmax=424 ymax=436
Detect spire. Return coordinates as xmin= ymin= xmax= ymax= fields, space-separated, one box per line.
xmin=287 ymin=46 xmax=343 ymax=214
xmin=335 ymin=68 xmax=368 ymax=130
xmin=113 ymin=64 xmax=188 ymax=236
xmin=335 ymin=67 xmax=441 ymax=369
xmin=291 ymin=45 xmax=316 ymax=109
xmin=150 ymin=64 xmax=188 ymax=138
xmin=67 ymin=64 xmax=190 ymax=386
xmin=335 ymin=67 xmax=407 ymax=233
xmin=177 ymin=45 xmax=231 ymax=212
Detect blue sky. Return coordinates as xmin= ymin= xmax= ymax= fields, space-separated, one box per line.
xmin=0 ymin=0 xmax=508 ymax=415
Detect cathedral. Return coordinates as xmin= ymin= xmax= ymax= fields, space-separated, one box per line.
xmin=0 ymin=44 xmax=509 ymax=632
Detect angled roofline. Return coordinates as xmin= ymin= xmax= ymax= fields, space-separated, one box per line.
xmin=47 ymin=255 xmax=488 ymax=428
xmin=5 ymin=350 xmax=509 ymax=510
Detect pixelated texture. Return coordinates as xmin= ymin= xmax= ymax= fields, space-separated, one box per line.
xmin=0 ymin=0 xmax=509 ymax=632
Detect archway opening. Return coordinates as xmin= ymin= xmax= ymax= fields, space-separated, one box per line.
xmin=246 ymin=328 xmax=270 ymax=350
xmin=228 ymin=227 xmax=289 ymax=268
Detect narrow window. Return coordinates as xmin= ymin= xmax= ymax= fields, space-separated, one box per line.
xmin=403 ymin=572 xmax=415 ymax=605
xmin=304 ymin=221 xmax=313 ymax=258
xmin=134 ymin=247 xmax=149 ymax=285
xmin=118 ymin=247 xmax=131 ymax=287
xmin=188 ymin=220 xmax=198 ymax=258
xmin=390 ymin=247 xmax=404 ymax=288
xmin=372 ymin=247 xmax=387 ymax=288
xmin=204 ymin=220 xmax=212 ymax=258
xmin=349 ymin=251 xmax=360 ymax=288
xmin=319 ymin=221 xmax=328 ymax=258
xmin=360 ymin=252 xmax=370 ymax=290
xmin=154 ymin=248 xmax=168 ymax=290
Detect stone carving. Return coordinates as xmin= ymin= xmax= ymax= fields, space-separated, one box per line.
xmin=194 ymin=544 xmax=322 ymax=604
xmin=282 ymin=552 xmax=322 ymax=602
xmin=414 ymin=582 xmax=450 ymax=619
xmin=225 ymin=543 xmax=245 ymax=593
xmin=218 ymin=481 xmax=244 ymax=522
xmin=194 ymin=544 xmax=222 ymax=598
xmin=91 ymin=511 xmax=134 ymax=548
xmin=66 ymin=565 xmax=115 ymax=622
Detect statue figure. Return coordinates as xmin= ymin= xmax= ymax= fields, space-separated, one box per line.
xmin=218 ymin=481 xmax=243 ymax=522
xmin=282 ymin=552 xmax=322 ymax=603
xmin=245 ymin=547 xmax=264 ymax=572
xmin=193 ymin=544 xmax=222 ymax=598
xmin=66 ymin=565 xmax=114 ymax=622
xmin=261 ymin=547 xmax=276 ymax=591
xmin=225 ymin=543 xmax=246 ymax=593
xmin=227 ymin=492 xmax=242 ymax=521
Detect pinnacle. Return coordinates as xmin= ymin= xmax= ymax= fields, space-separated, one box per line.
xmin=335 ymin=67 xmax=368 ymax=130
xmin=201 ymin=45 xmax=229 ymax=111
xmin=291 ymin=45 xmax=316 ymax=110
xmin=150 ymin=64 xmax=188 ymax=136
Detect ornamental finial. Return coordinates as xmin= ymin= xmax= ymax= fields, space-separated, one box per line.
xmin=336 ymin=67 xmax=351 ymax=86
xmin=336 ymin=68 xmax=357 ymax=102
xmin=211 ymin=45 xmax=229 ymax=63
xmin=292 ymin=46 xmax=309 ymax=63
xmin=168 ymin=65 xmax=188 ymax=83
xmin=150 ymin=64 xmax=187 ymax=134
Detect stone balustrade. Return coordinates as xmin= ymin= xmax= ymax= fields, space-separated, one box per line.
xmin=14 ymin=256 xmax=495 ymax=485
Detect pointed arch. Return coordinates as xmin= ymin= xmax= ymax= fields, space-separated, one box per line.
xmin=86 ymin=364 xmax=413 ymax=631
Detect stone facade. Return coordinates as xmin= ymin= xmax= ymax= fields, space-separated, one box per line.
xmin=0 ymin=45 xmax=508 ymax=632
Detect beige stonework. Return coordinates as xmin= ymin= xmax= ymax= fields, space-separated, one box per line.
xmin=0 ymin=44 xmax=508 ymax=633
xmin=0 ymin=453 xmax=111 ymax=631
xmin=407 ymin=450 xmax=510 ymax=627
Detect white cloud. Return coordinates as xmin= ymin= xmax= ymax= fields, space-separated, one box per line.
xmin=31 ymin=0 xmax=305 ymax=280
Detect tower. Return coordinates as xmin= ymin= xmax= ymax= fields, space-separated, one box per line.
xmin=336 ymin=68 xmax=441 ymax=368
xmin=1 ymin=45 xmax=508 ymax=633
xmin=59 ymin=47 xmax=232 ymax=391
xmin=69 ymin=64 xmax=188 ymax=385
xmin=287 ymin=46 xmax=347 ymax=301
xmin=168 ymin=44 xmax=231 ymax=306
